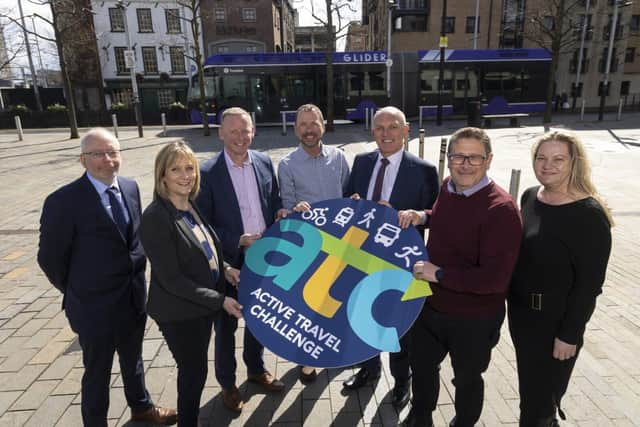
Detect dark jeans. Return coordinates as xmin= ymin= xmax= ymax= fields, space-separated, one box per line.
xmin=410 ymin=304 xmax=504 ymax=427
xmin=214 ymin=283 xmax=265 ymax=389
xmin=360 ymin=333 xmax=411 ymax=386
xmin=77 ymin=314 xmax=152 ymax=427
xmin=159 ymin=315 xmax=214 ymax=427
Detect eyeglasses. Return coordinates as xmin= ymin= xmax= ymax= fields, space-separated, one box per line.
xmin=448 ymin=154 xmax=486 ymax=166
xmin=82 ymin=150 xmax=121 ymax=159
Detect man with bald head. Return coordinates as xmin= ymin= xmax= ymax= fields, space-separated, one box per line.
xmin=38 ymin=128 xmax=176 ymax=426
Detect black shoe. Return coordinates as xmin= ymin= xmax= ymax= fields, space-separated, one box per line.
xmin=342 ymin=367 xmax=380 ymax=390
xmin=299 ymin=366 xmax=317 ymax=384
xmin=391 ymin=380 xmax=410 ymax=409
xmin=400 ymin=409 xmax=433 ymax=427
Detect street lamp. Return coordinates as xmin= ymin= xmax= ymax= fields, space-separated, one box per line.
xmin=117 ymin=0 xmax=144 ymax=137
xmin=573 ymin=0 xmax=591 ymax=110
xmin=598 ymin=0 xmax=632 ymax=121
xmin=386 ymin=0 xmax=397 ymax=104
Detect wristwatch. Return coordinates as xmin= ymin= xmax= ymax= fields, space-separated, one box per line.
xmin=435 ymin=268 xmax=444 ymax=282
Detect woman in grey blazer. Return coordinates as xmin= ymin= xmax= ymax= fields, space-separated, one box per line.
xmin=140 ymin=141 xmax=242 ymax=427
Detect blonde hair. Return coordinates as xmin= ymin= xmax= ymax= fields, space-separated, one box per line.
xmin=221 ymin=107 xmax=253 ymax=127
xmin=533 ymin=131 xmax=614 ymax=226
xmin=153 ymin=141 xmax=201 ymax=201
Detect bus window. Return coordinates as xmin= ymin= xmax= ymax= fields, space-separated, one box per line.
xmin=220 ymin=75 xmax=248 ymax=105
xmin=368 ymin=72 xmax=385 ymax=93
xmin=349 ymin=72 xmax=365 ymax=94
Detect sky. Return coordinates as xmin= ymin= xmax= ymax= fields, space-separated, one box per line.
xmin=1 ymin=0 xmax=362 ymax=76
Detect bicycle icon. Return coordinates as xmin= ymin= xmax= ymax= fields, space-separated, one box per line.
xmin=301 ymin=207 xmax=329 ymax=226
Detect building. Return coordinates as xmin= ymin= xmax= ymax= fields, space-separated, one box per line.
xmin=346 ymin=21 xmax=368 ymax=51
xmin=0 ymin=24 xmax=12 ymax=84
xmin=91 ymin=0 xmax=199 ymax=113
xmin=201 ymin=0 xmax=295 ymax=55
xmin=295 ymin=26 xmax=335 ymax=52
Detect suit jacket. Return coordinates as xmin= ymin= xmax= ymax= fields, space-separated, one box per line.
xmin=140 ymin=196 xmax=227 ymax=323
xmin=346 ymin=150 xmax=439 ymax=234
xmin=37 ymin=173 xmax=146 ymax=336
xmin=197 ymin=150 xmax=282 ymax=268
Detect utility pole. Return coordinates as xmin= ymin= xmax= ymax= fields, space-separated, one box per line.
xmin=473 ymin=0 xmax=480 ymax=49
xmin=437 ymin=0 xmax=447 ymax=126
xmin=118 ymin=0 xmax=143 ymax=137
xmin=573 ymin=0 xmax=590 ymax=109
xmin=31 ymin=16 xmax=48 ymax=88
xmin=386 ymin=1 xmax=396 ymax=104
xmin=18 ymin=0 xmax=42 ymax=111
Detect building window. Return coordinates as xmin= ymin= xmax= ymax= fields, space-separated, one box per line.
xmin=465 ymin=16 xmax=479 ymax=33
xmin=444 ymin=17 xmax=455 ymax=33
xmin=242 ymin=8 xmax=257 ymax=22
xmin=217 ymin=46 xmax=229 ymax=53
xmin=625 ymin=47 xmax=635 ymax=63
xmin=137 ymin=8 xmax=153 ymax=33
xmin=112 ymin=89 xmax=132 ymax=106
xmin=157 ymin=89 xmax=175 ymax=109
xmin=170 ymin=47 xmax=186 ymax=74
xmin=599 ymin=47 xmax=617 ymax=72
xmin=630 ymin=15 xmax=640 ymax=32
xmin=570 ymin=48 xmax=589 ymax=73
xmin=165 ymin=9 xmax=181 ymax=33
xmin=109 ymin=8 xmax=125 ymax=32
xmin=542 ymin=16 xmax=555 ymax=30
xmin=114 ymin=47 xmax=128 ymax=75
xmin=598 ymin=81 xmax=611 ymax=96
xmin=246 ymin=46 xmax=257 ymax=52
xmin=215 ymin=8 xmax=225 ymax=22
xmin=141 ymin=47 xmax=158 ymax=74
xmin=395 ymin=15 xmax=428 ymax=31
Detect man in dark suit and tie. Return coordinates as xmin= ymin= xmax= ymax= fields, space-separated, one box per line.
xmin=343 ymin=106 xmax=439 ymax=409
xmin=38 ymin=128 xmax=177 ymax=427
xmin=197 ymin=107 xmax=288 ymax=413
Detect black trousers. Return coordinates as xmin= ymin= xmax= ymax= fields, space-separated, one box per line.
xmin=214 ymin=283 xmax=265 ymax=389
xmin=508 ymin=303 xmax=580 ymax=427
xmin=159 ymin=315 xmax=214 ymax=427
xmin=410 ymin=304 xmax=504 ymax=427
xmin=77 ymin=314 xmax=152 ymax=427
xmin=361 ymin=333 xmax=411 ymax=386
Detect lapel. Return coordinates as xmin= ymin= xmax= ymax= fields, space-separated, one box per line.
xmin=389 ymin=151 xmax=412 ymax=207
xmin=80 ymin=174 xmax=127 ymax=242
xmin=249 ymin=152 xmax=269 ymax=222
xmin=165 ymin=198 xmax=221 ymax=264
xmin=361 ymin=151 xmax=378 ymax=196
xmin=213 ymin=152 xmax=242 ymax=219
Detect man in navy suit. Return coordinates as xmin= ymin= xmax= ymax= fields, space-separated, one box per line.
xmin=343 ymin=106 xmax=439 ymax=409
xmin=38 ymin=128 xmax=176 ymax=427
xmin=197 ymin=108 xmax=288 ymax=413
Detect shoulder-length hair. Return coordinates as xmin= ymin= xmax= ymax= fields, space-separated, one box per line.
xmin=533 ymin=131 xmax=614 ymax=226
xmin=153 ymin=141 xmax=201 ymax=200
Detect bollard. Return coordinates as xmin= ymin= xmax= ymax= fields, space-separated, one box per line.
xmin=419 ymin=106 xmax=423 ymax=130
xmin=251 ymin=111 xmax=257 ymax=135
xmin=281 ymin=111 xmax=287 ymax=135
xmin=364 ymin=107 xmax=369 ymax=130
xmin=617 ymin=98 xmax=623 ymax=121
xmin=509 ymin=169 xmax=521 ymax=201
xmin=112 ymin=114 xmax=119 ymax=138
xmin=418 ymin=128 xmax=425 ymax=159
xmin=14 ymin=116 xmax=23 ymax=141
xmin=580 ymin=100 xmax=586 ymax=122
xmin=404 ymin=135 xmax=409 ymax=151
xmin=161 ymin=113 xmax=167 ymax=136
xmin=370 ymin=108 xmax=375 ymax=129
xmin=438 ymin=137 xmax=447 ymax=184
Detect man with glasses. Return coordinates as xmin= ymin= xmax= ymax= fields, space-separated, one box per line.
xmin=38 ymin=128 xmax=177 ymax=426
xmin=399 ymin=127 xmax=522 ymax=427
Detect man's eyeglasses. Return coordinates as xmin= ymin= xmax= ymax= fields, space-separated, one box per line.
xmin=447 ymin=154 xmax=486 ymax=166
xmin=82 ymin=150 xmax=121 ymax=159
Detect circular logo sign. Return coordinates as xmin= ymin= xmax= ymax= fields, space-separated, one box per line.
xmin=239 ymin=198 xmax=431 ymax=368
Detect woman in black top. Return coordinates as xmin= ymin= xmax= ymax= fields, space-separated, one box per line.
xmin=140 ymin=141 xmax=243 ymax=427
xmin=508 ymin=131 xmax=613 ymax=427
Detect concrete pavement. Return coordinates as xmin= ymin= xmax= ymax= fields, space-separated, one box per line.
xmin=0 ymin=113 xmax=639 ymax=426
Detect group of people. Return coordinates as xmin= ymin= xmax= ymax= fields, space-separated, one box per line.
xmin=37 ymin=102 xmax=612 ymax=427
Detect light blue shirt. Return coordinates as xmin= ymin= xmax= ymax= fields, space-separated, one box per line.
xmin=278 ymin=143 xmax=350 ymax=210
xmin=86 ymin=172 xmax=130 ymax=224
xmin=447 ymin=175 xmax=491 ymax=197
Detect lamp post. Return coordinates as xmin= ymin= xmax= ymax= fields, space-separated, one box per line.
xmin=117 ymin=0 xmax=143 ymax=137
xmin=598 ymin=1 xmax=632 ymax=121
xmin=573 ymin=0 xmax=590 ymax=110
xmin=386 ymin=1 xmax=397 ymax=104
xmin=437 ymin=0 xmax=447 ymax=126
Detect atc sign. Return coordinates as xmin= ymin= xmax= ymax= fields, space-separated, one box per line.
xmin=239 ymin=199 xmax=431 ymax=368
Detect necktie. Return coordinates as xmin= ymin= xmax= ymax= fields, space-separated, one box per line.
xmin=371 ymin=158 xmax=390 ymax=202
xmin=107 ymin=186 xmax=128 ymax=238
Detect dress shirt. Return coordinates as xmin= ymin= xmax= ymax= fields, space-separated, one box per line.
xmin=278 ymin=143 xmax=350 ymax=209
xmin=86 ymin=172 xmax=130 ymax=224
xmin=447 ymin=175 xmax=491 ymax=197
xmin=366 ymin=149 xmax=404 ymax=201
xmin=223 ymin=149 xmax=267 ymax=234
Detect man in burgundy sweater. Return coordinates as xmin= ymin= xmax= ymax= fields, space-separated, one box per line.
xmin=398 ymin=127 xmax=522 ymax=427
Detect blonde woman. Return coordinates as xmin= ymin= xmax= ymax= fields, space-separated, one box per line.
xmin=508 ymin=131 xmax=613 ymax=427
xmin=140 ymin=141 xmax=242 ymax=427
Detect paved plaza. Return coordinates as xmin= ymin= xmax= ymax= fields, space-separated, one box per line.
xmin=0 ymin=113 xmax=639 ymax=426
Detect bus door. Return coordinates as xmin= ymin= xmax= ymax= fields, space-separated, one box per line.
xmin=249 ymin=75 xmax=279 ymax=122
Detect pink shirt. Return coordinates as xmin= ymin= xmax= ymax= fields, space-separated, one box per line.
xmin=224 ymin=150 xmax=267 ymax=235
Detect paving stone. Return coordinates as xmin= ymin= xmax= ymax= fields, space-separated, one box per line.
xmin=51 ymin=367 xmax=82 ymax=396
xmin=10 ymin=380 xmax=58 ymax=411
xmin=0 ymin=410 xmax=34 ymax=426
xmin=54 ymin=403 xmax=82 ymax=427
xmin=0 ymin=349 xmax=39 ymax=373
xmin=0 ymin=365 xmax=46 ymax=392
xmin=13 ymin=318 xmax=49 ymax=338
xmin=0 ymin=391 xmax=22 ymax=417
xmin=29 ymin=339 xmax=69 ymax=365
xmin=21 ymin=329 xmax=58 ymax=350
xmin=23 ymin=394 xmax=74 ymax=427
xmin=39 ymin=354 xmax=80 ymax=381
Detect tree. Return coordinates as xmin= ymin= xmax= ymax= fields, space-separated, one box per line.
xmin=0 ymin=21 xmax=25 ymax=78
xmin=306 ymin=0 xmax=356 ymax=132
xmin=523 ymin=0 xmax=582 ymax=123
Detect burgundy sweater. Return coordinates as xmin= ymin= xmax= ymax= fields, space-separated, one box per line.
xmin=427 ymin=177 xmax=522 ymax=318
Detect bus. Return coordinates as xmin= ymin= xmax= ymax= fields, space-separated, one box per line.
xmin=191 ymin=51 xmax=388 ymax=123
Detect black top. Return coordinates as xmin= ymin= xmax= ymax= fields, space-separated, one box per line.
xmin=509 ymin=186 xmax=612 ymax=344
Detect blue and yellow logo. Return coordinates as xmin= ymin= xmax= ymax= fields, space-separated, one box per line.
xmin=240 ymin=198 xmax=431 ymax=367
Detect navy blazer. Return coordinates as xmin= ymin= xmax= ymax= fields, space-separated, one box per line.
xmin=197 ymin=150 xmax=282 ymax=268
xmin=140 ymin=196 xmax=227 ymax=323
xmin=37 ymin=173 xmax=147 ymax=336
xmin=346 ymin=150 xmax=439 ymax=233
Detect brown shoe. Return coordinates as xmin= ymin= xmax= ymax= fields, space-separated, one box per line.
xmin=222 ymin=386 xmax=243 ymax=413
xmin=247 ymin=371 xmax=285 ymax=392
xmin=130 ymin=405 xmax=177 ymax=425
